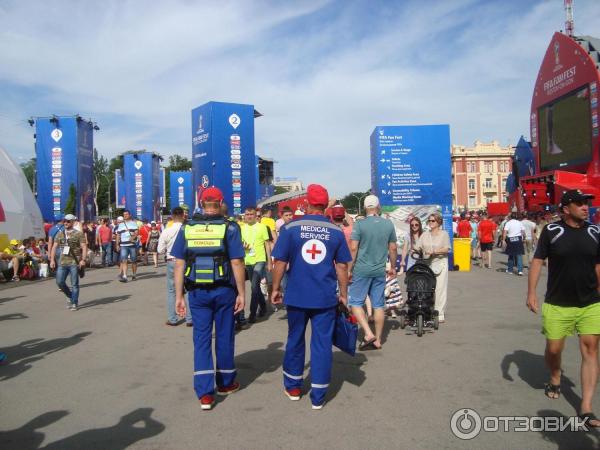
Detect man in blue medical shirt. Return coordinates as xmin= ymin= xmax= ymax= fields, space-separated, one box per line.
xmin=271 ymin=184 xmax=352 ymax=410
xmin=172 ymin=187 xmax=246 ymax=411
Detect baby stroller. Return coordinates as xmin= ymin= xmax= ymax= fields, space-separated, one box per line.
xmin=399 ymin=253 xmax=439 ymax=336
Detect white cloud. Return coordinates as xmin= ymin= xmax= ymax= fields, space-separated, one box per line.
xmin=1 ymin=0 xmax=599 ymax=196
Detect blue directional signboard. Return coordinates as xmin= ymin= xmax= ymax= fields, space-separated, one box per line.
xmin=35 ymin=116 xmax=96 ymax=221
xmin=191 ymin=101 xmax=256 ymax=215
xmin=370 ymin=125 xmax=454 ymax=256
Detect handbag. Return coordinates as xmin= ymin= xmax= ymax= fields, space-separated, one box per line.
xmin=333 ymin=303 xmax=358 ymax=356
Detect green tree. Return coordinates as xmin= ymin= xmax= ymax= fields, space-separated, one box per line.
xmin=274 ymin=186 xmax=290 ymax=196
xmin=64 ymin=183 xmax=77 ymax=215
xmin=340 ymin=190 xmax=371 ymax=214
xmin=20 ymin=158 xmax=36 ymax=192
xmin=93 ymin=149 xmax=110 ymax=215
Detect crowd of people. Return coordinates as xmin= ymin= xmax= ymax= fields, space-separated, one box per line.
xmin=3 ymin=188 xmax=600 ymax=422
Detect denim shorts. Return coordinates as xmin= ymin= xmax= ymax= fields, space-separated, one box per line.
xmin=119 ymin=245 xmax=137 ymax=262
xmin=348 ymin=275 xmax=386 ymax=309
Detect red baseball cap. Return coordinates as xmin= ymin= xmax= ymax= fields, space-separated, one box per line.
xmin=307 ymin=184 xmax=329 ymax=207
xmin=201 ymin=187 xmax=224 ymax=202
xmin=331 ymin=205 xmax=346 ymax=219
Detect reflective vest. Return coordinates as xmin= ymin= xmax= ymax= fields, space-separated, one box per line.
xmin=183 ymin=216 xmax=232 ymax=289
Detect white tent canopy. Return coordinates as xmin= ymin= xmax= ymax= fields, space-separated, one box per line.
xmin=0 ymin=146 xmax=44 ymax=249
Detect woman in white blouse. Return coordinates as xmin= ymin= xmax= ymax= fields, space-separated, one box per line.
xmin=414 ymin=213 xmax=450 ymax=322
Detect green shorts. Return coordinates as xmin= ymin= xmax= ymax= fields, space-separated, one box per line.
xmin=542 ymin=302 xmax=600 ymax=340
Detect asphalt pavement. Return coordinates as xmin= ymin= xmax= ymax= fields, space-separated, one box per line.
xmin=0 ymin=251 xmax=599 ymax=449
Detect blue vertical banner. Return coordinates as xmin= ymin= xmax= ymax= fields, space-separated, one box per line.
xmin=169 ymin=170 xmax=193 ymax=208
xmin=191 ymin=101 xmax=257 ymax=215
xmin=77 ymin=121 xmax=95 ymax=221
xmin=159 ymin=168 xmax=166 ymax=208
xmin=35 ymin=116 xmax=95 ymax=222
xmin=370 ymin=125 xmax=453 ymax=259
xmin=115 ymin=169 xmax=126 ymax=208
xmin=122 ymin=152 xmax=161 ymax=221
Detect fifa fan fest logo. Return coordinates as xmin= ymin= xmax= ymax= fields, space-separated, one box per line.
xmin=196 ymin=115 xmax=203 ymax=135
xmin=554 ymin=41 xmax=560 ymax=66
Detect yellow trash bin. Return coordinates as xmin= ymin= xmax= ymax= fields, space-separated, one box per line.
xmin=453 ymin=238 xmax=472 ymax=272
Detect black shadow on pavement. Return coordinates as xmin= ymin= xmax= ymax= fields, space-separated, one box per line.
xmin=0 ymin=295 xmax=26 ymax=305
xmin=79 ymin=280 xmax=112 ymax=288
xmin=0 ymin=313 xmax=28 ymax=321
xmin=42 ymin=408 xmax=165 ymax=450
xmin=78 ymin=295 xmax=131 ymax=309
xmin=326 ymin=351 xmax=367 ymax=402
xmin=0 ymin=410 xmax=68 ymax=450
xmin=235 ymin=342 xmax=284 ymax=390
xmin=0 ymin=408 xmax=165 ymax=450
xmin=133 ymin=273 xmax=164 ymax=280
xmin=501 ymin=350 xmax=580 ymax=412
xmin=0 ymin=332 xmax=92 ymax=382
xmin=381 ymin=318 xmax=400 ymax=344
xmin=535 ymin=409 xmax=599 ymax=450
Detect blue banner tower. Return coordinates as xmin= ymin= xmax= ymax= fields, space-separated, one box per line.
xmin=35 ymin=116 xmax=96 ymax=222
xmin=191 ymin=101 xmax=257 ymax=216
xmin=169 ymin=170 xmax=193 ymax=209
xmin=116 ymin=152 xmax=162 ymax=221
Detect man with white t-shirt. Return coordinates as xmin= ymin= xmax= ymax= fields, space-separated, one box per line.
xmin=116 ymin=210 xmax=139 ymax=282
xmin=502 ymin=212 xmax=526 ymax=275
xmin=521 ymin=213 xmax=537 ymax=263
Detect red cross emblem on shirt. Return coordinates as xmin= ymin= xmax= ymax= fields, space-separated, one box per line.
xmin=305 ymin=243 xmax=322 ymax=260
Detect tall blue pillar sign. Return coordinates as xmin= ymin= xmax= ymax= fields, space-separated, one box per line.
xmin=191 ymin=101 xmax=256 ymax=215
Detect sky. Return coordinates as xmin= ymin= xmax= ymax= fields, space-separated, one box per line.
xmin=1 ymin=0 xmax=599 ymax=197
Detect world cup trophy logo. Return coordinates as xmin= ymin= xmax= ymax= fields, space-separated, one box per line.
xmin=554 ymin=40 xmax=560 ymax=66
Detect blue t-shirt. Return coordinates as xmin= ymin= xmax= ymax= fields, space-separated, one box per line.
xmin=350 ymin=215 xmax=397 ymax=278
xmin=49 ymin=224 xmax=64 ymax=240
xmin=272 ymin=214 xmax=352 ymax=309
xmin=171 ymin=220 xmax=245 ymax=290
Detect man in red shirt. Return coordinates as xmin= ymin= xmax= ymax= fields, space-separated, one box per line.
xmin=139 ymin=220 xmax=151 ymax=265
xmin=477 ymin=212 xmax=497 ymax=269
xmin=456 ymin=213 xmax=472 ymax=238
xmin=97 ymin=219 xmax=114 ymax=267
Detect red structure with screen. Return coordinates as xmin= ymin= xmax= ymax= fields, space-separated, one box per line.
xmin=515 ymin=32 xmax=600 ymax=211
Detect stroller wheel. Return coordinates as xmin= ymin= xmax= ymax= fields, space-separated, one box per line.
xmin=399 ymin=311 xmax=406 ymax=329
xmin=416 ymin=315 xmax=424 ymax=337
xmin=433 ymin=315 xmax=439 ymax=330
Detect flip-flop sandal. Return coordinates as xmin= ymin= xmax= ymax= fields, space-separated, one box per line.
xmin=358 ymin=338 xmax=376 ymax=351
xmin=544 ymin=383 xmax=561 ymax=399
xmin=579 ymin=412 xmax=600 ymax=428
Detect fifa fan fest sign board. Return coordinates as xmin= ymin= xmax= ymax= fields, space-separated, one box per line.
xmin=35 ymin=117 xmax=96 ymax=222
xmin=370 ymin=125 xmax=453 ymax=254
xmin=170 ymin=171 xmax=193 ymax=209
xmin=118 ymin=152 xmax=161 ymax=221
xmin=191 ymin=101 xmax=256 ymax=216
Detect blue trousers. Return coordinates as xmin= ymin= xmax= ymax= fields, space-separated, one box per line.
xmin=507 ymin=254 xmax=523 ymax=273
xmin=189 ymin=286 xmax=237 ymax=398
xmin=166 ymin=261 xmax=192 ymax=324
xmin=101 ymin=243 xmax=113 ymax=266
xmin=246 ymin=262 xmax=266 ymax=318
xmin=56 ymin=264 xmax=79 ymax=305
xmin=283 ymin=305 xmax=336 ymax=406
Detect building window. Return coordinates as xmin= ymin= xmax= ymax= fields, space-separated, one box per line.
xmin=500 ymin=161 xmax=508 ymax=172
xmin=468 ymin=195 xmax=476 ymax=207
xmin=484 ymin=161 xmax=493 ymax=172
xmin=467 ymin=162 xmax=476 ymax=173
xmin=484 ymin=178 xmax=493 ymax=188
xmin=468 ymin=179 xmax=475 ymax=190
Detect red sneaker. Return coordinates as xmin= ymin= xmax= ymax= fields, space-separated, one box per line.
xmin=284 ymin=388 xmax=302 ymax=401
xmin=199 ymin=395 xmax=215 ymax=410
xmin=217 ymin=381 xmax=240 ymax=396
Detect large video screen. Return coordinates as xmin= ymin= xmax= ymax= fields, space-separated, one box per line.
xmin=538 ymin=84 xmax=592 ymax=172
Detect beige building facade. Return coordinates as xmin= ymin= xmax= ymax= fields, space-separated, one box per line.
xmin=451 ymin=140 xmax=514 ymax=211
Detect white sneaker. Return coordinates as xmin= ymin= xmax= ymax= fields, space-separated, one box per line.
xmin=70 ymin=304 xmax=78 ymax=311
xmin=517 ymin=272 xmax=523 ymax=276
xmin=312 ymin=403 xmax=325 ymax=410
